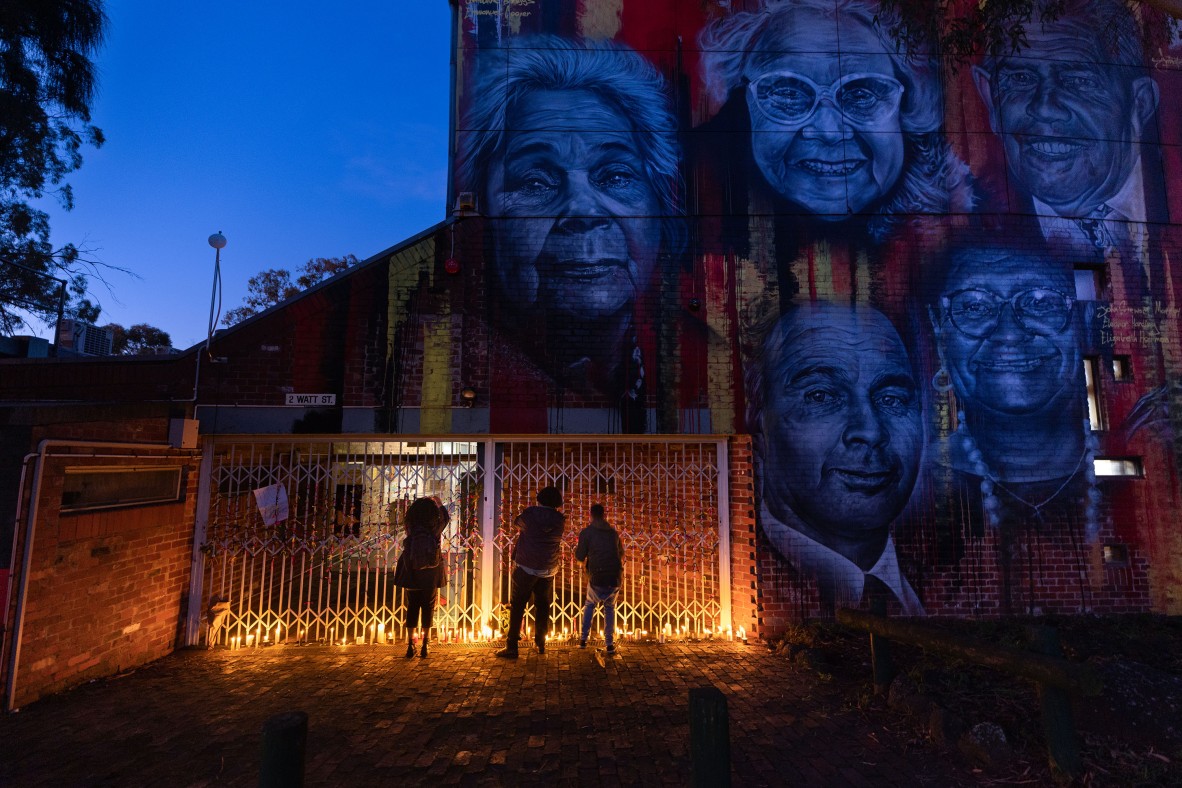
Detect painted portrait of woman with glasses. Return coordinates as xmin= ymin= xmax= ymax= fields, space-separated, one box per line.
xmin=929 ymin=245 xmax=1098 ymax=536
xmin=699 ymin=0 xmax=975 ymax=243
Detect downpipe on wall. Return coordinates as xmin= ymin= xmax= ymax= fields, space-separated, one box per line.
xmin=3 ymin=439 xmax=193 ymax=713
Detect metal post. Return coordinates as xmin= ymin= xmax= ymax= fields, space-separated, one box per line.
xmin=715 ymin=440 xmax=732 ymax=633
xmin=689 ymin=686 xmax=731 ymax=787
xmin=479 ymin=441 xmax=497 ymax=632
xmin=259 ymin=711 xmax=307 ymax=788
xmin=184 ymin=440 xmax=215 ymax=645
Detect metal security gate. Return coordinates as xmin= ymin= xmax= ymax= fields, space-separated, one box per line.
xmin=192 ymin=437 xmax=728 ymax=647
xmin=493 ymin=440 xmax=727 ymax=641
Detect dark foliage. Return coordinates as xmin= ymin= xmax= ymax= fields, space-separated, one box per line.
xmin=0 ymin=0 xmax=110 ymax=335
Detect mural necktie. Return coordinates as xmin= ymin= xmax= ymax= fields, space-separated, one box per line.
xmin=1076 ymin=204 xmax=1114 ymax=250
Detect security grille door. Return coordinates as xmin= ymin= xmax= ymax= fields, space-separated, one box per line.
xmin=198 ymin=437 xmax=725 ymax=647
xmin=494 ymin=440 xmax=724 ymax=641
xmin=201 ymin=440 xmax=482 ymax=645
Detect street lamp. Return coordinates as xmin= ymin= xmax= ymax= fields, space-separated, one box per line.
xmin=206 ymin=231 xmax=227 ymax=354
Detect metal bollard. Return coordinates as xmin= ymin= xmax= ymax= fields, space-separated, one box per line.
xmin=259 ymin=710 xmax=308 ymax=788
xmin=689 ymin=686 xmax=731 ymax=787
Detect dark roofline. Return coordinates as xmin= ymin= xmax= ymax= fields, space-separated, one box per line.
xmin=175 ymin=217 xmax=457 ymax=356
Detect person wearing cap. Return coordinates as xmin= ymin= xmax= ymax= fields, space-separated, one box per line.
xmin=496 ymin=486 xmax=567 ymax=659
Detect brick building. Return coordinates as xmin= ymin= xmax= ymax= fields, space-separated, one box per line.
xmin=3 ymin=0 xmax=1182 ymax=707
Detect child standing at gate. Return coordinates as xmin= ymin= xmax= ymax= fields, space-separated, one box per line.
xmin=576 ymin=504 xmax=625 ymax=654
xmin=394 ymin=496 xmax=449 ymax=658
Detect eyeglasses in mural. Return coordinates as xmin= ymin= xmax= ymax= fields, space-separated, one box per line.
xmin=449 ymin=0 xmax=1182 ymax=618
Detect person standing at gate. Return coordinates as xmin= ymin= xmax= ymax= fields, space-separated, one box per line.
xmin=394 ymin=496 xmax=449 ymax=658
xmin=576 ymin=503 xmax=625 ymax=655
xmin=496 ymin=486 xmax=566 ymax=659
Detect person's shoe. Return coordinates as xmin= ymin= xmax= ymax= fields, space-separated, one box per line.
xmin=606 ymin=644 xmax=617 ymax=656
xmin=495 ymin=647 xmax=518 ymax=659
xmin=579 ymin=640 xmax=587 ymax=649
xmin=420 ymin=642 xmax=428 ymax=658
xmin=405 ymin=643 xmax=415 ymax=659
xmin=535 ymin=643 xmax=545 ymax=655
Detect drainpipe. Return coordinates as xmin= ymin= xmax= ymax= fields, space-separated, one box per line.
xmin=4 ymin=452 xmax=39 ymax=655
xmin=3 ymin=439 xmax=177 ymax=712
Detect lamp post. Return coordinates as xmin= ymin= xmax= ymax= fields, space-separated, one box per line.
xmin=206 ymin=231 xmax=227 ymax=354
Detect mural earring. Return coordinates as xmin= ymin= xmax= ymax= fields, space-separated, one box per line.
xmin=932 ymin=367 xmax=954 ymax=393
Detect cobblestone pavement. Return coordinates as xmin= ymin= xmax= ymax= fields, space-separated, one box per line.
xmin=0 ymin=641 xmax=987 ymax=786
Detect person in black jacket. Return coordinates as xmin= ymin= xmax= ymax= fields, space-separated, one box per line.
xmin=576 ymin=504 xmax=625 ymax=654
xmin=394 ymin=496 xmax=448 ymax=658
xmin=496 ymin=486 xmax=566 ymax=659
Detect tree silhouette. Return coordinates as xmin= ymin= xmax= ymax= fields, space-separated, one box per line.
xmin=0 ymin=0 xmax=111 ymax=335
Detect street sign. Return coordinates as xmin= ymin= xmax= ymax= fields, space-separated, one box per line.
xmin=284 ymin=393 xmax=337 ymax=406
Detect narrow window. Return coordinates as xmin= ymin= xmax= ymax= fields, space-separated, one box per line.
xmin=1102 ymin=544 xmax=1129 ymax=566
xmin=1112 ymin=355 xmax=1132 ymax=382
xmin=1073 ymin=265 xmax=1106 ymax=300
xmin=1083 ymin=357 xmax=1106 ymax=431
xmin=1093 ymin=457 xmax=1143 ymax=478
xmin=61 ymin=466 xmax=185 ymax=512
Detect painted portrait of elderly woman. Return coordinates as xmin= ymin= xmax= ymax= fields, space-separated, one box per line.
xmin=456 ymin=36 xmax=683 ymax=428
xmin=928 ymin=245 xmax=1100 ymax=537
xmin=698 ymin=0 xmax=973 ymax=244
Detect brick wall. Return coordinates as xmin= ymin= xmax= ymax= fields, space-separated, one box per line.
xmin=1 ymin=416 xmax=200 ymax=709
xmin=727 ymin=436 xmax=759 ymax=638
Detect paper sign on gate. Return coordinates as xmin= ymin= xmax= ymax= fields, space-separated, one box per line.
xmin=253 ymin=484 xmax=289 ymax=526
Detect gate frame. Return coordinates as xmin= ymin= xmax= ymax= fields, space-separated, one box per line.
xmin=185 ymin=434 xmax=733 ymax=646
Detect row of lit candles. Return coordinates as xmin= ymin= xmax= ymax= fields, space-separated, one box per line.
xmin=228 ymin=622 xmax=746 ymax=648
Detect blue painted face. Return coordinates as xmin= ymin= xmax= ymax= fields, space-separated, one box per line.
xmin=938 ymin=256 xmax=1081 ymax=416
xmin=744 ymin=10 xmax=906 ymax=217
xmin=759 ymin=304 xmax=923 ymax=543
xmin=484 ymin=89 xmax=662 ymax=320
xmin=974 ymin=24 xmax=1158 ymax=217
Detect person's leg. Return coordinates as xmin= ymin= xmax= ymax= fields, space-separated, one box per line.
xmin=499 ymin=567 xmax=532 ymax=657
xmin=602 ymin=587 xmax=618 ymax=651
xmin=404 ymin=590 xmax=422 ymax=657
xmin=533 ymin=575 xmax=554 ymax=651
xmin=580 ymin=586 xmax=596 ymax=647
xmin=420 ymin=589 xmax=436 ymax=657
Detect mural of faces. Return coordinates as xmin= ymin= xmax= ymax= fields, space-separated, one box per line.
xmin=973 ymin=17 xmax=1159 ymax=217
xmin=934 ymin=254 xmax=1081 ymax=418
xmin=743 ymin=8 xmax=905 ymax=216
xmin=484 ymin=89 xmax=663 ymax=321
xmin=756 ymin=303 xmax=922 ymax=558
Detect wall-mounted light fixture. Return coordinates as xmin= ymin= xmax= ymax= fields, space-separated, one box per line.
xmin=460 ymin=386 xmax=477 ymax=407
xmin=444 ymin=257 xmax=461 ymax=275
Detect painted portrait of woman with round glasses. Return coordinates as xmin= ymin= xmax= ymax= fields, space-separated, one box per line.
xmin=699 ymin=0 xmax=974 ymax=242
xmin=929 ymin=245 xmax=1098 ymax=534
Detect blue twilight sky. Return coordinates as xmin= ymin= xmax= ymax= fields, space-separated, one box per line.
xmin=36 ymin=1 xmax=453 ymax=349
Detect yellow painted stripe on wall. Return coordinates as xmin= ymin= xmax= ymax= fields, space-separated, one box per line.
xmin=420 ymin=305 xmax=454 ymax=433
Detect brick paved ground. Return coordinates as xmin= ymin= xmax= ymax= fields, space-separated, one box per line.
xmin=0 ymin=641 xmax=989 ymax=787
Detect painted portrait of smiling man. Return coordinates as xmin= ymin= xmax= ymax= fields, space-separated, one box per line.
xmin=972 ymin=0 xmax=1160 ymax=251
xmin=458 ymin=36 xmax=681 ymax=418
xmin=748 ymin=302 xmax=925 ymax=614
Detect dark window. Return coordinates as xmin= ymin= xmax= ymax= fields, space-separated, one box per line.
xmin=61 ymin=466 xmax=184 ymax=512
